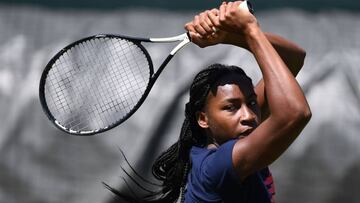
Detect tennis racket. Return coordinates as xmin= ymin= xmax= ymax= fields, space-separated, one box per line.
xmin=39 ymin=1 xmax=254 ymax=136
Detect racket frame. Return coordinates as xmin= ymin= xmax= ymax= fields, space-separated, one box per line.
xmin=39 ymin=33 xmax=190 ymax=135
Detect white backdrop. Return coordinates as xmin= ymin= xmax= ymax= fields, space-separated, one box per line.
xmin=0 ymin=4 xmax=359 ymax=203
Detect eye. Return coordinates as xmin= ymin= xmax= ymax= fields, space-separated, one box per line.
xmin=224 ymin=104 xmax=238 ymax=112
xmin=248 ymin=100 xmax=257 ymax=107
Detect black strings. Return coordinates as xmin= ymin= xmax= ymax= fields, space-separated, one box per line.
xmin=44 ymin=37 xmax=151 ymax=133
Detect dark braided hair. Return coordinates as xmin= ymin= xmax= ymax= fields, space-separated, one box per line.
xmin=106 ymin=64 xmax=252 ymax=203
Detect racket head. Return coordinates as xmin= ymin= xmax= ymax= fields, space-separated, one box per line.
xmin=39 ymin=34 xmax=154 ymax=135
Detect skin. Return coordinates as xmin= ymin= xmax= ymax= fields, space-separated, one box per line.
xmin=185 ymin=1 xmax=312 ymax=181
xmin=197 ymin=74 xmax=261 ymax=147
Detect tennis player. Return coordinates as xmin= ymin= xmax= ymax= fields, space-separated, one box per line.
xmin=107 ymin=1 xmax=311 ymax=202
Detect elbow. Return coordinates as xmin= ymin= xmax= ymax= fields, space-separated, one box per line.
xmin=291 ymin=103 xmax=312 ymax=126
xmin=300 ymin=49 xmax=306 ymax=59
xmin=299 ymin=107 xmax=312 ymax=124
xmin=296 ymin=49 xmax=306 ymax=69
xmin=275 ymin=102 xmax=312 ymax=126
xmin=301 ymin=50 xmax=306 ymax=63
xmin=303 ymin=106 xmax=312 ymax=121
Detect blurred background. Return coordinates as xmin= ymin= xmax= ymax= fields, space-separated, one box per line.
xmin=0 ymin=0 xmax=359 ymax=202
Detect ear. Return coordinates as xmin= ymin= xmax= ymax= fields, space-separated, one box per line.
xmin=196 ymin=111 xmax=209 ymax=129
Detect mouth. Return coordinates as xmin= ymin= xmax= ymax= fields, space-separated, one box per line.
xmin=238 ymin=128 xmax=253 ymax=137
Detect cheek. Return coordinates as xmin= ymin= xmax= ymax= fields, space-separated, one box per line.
xmin=207 ymin=115 xmax=226 ymax=135
xmin=210 ymin=116 xmax=238 ymax=135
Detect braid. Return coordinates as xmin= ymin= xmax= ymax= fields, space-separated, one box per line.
xmin=107 ymin=64 xmax=251 ymax=202
xmin=179 ymin=162 xmax=190 ymax=203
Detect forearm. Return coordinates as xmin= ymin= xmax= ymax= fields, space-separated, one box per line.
xmin=250 ymin=33 xmax=306 ymax=120
xmin=235 ymin=32 xmax=305 ymax=75
xmin=264 ymin=33 xmax=306 ymax=75
xmin=245 ymin=25 xmax=310 ymax=121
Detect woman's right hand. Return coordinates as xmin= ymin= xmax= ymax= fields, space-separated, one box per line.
xmin=185 ymin=9 xmax=227 ymax=48
xmin=215 ymin=1 xmax=258 ymax=36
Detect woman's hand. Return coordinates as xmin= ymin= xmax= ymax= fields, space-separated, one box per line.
xmin=185 ymin=9 xmax=227 ymax=48
xmin=215 ymin=1 xmax=258 ymax=35
xmin=185 ymin=1 xmax=258 ymax=49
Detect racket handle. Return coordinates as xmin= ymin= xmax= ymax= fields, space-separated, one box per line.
xmin=239 ymin=0 xmax=254 ymax=14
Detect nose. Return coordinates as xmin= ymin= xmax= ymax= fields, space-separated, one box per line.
xmin=239 ymin=105 xmax=257 ymax=126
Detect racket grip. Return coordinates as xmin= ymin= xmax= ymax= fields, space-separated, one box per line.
xmin=239 ymin=1 xmax=254 ymax=14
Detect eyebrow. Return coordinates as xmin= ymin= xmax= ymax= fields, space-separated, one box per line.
xmin=223 ymin=93 xmax=257 ymax=103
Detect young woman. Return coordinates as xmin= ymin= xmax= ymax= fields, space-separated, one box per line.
xmin=107 ymin=1 xmax=311 ymax=202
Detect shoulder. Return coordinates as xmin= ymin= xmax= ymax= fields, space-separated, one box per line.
xmin=190 ymin=139 xmax=237 ymax=168
xmin=190 ymin=139 xmax=240 ymax=186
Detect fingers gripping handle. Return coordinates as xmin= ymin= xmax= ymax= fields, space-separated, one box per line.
xmin=211 ymin=1 xmax=254 ymax=33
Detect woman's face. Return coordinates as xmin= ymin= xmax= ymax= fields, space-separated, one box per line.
xmin=197 ymin=75 xmax=260 ymax=145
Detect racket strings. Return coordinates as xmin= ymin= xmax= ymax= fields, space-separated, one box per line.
xmin=44 ymin=37 xmax=151 ymax=133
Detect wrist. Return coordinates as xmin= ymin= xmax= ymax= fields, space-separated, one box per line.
xmin=243 ymin=23 xmax=261 ymax=39
xmin=223 ymin=23 xmax=261 ymax=49
xmin=223 ymin=34 xmax=248 ymax=49
xmin=243 ymin=23 xmax=263 ymax=48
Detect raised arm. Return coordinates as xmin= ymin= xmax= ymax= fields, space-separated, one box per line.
xmin=254 ymin=33 xmax=306 ymax=121
xmin=185 ymin=11 xmax=306 ymax=121
xmin=186 ymin=1 xmax=311 ymax=180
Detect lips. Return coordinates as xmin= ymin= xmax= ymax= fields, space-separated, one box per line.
xmin=239 ymin=128 xmax=253 ymax=137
